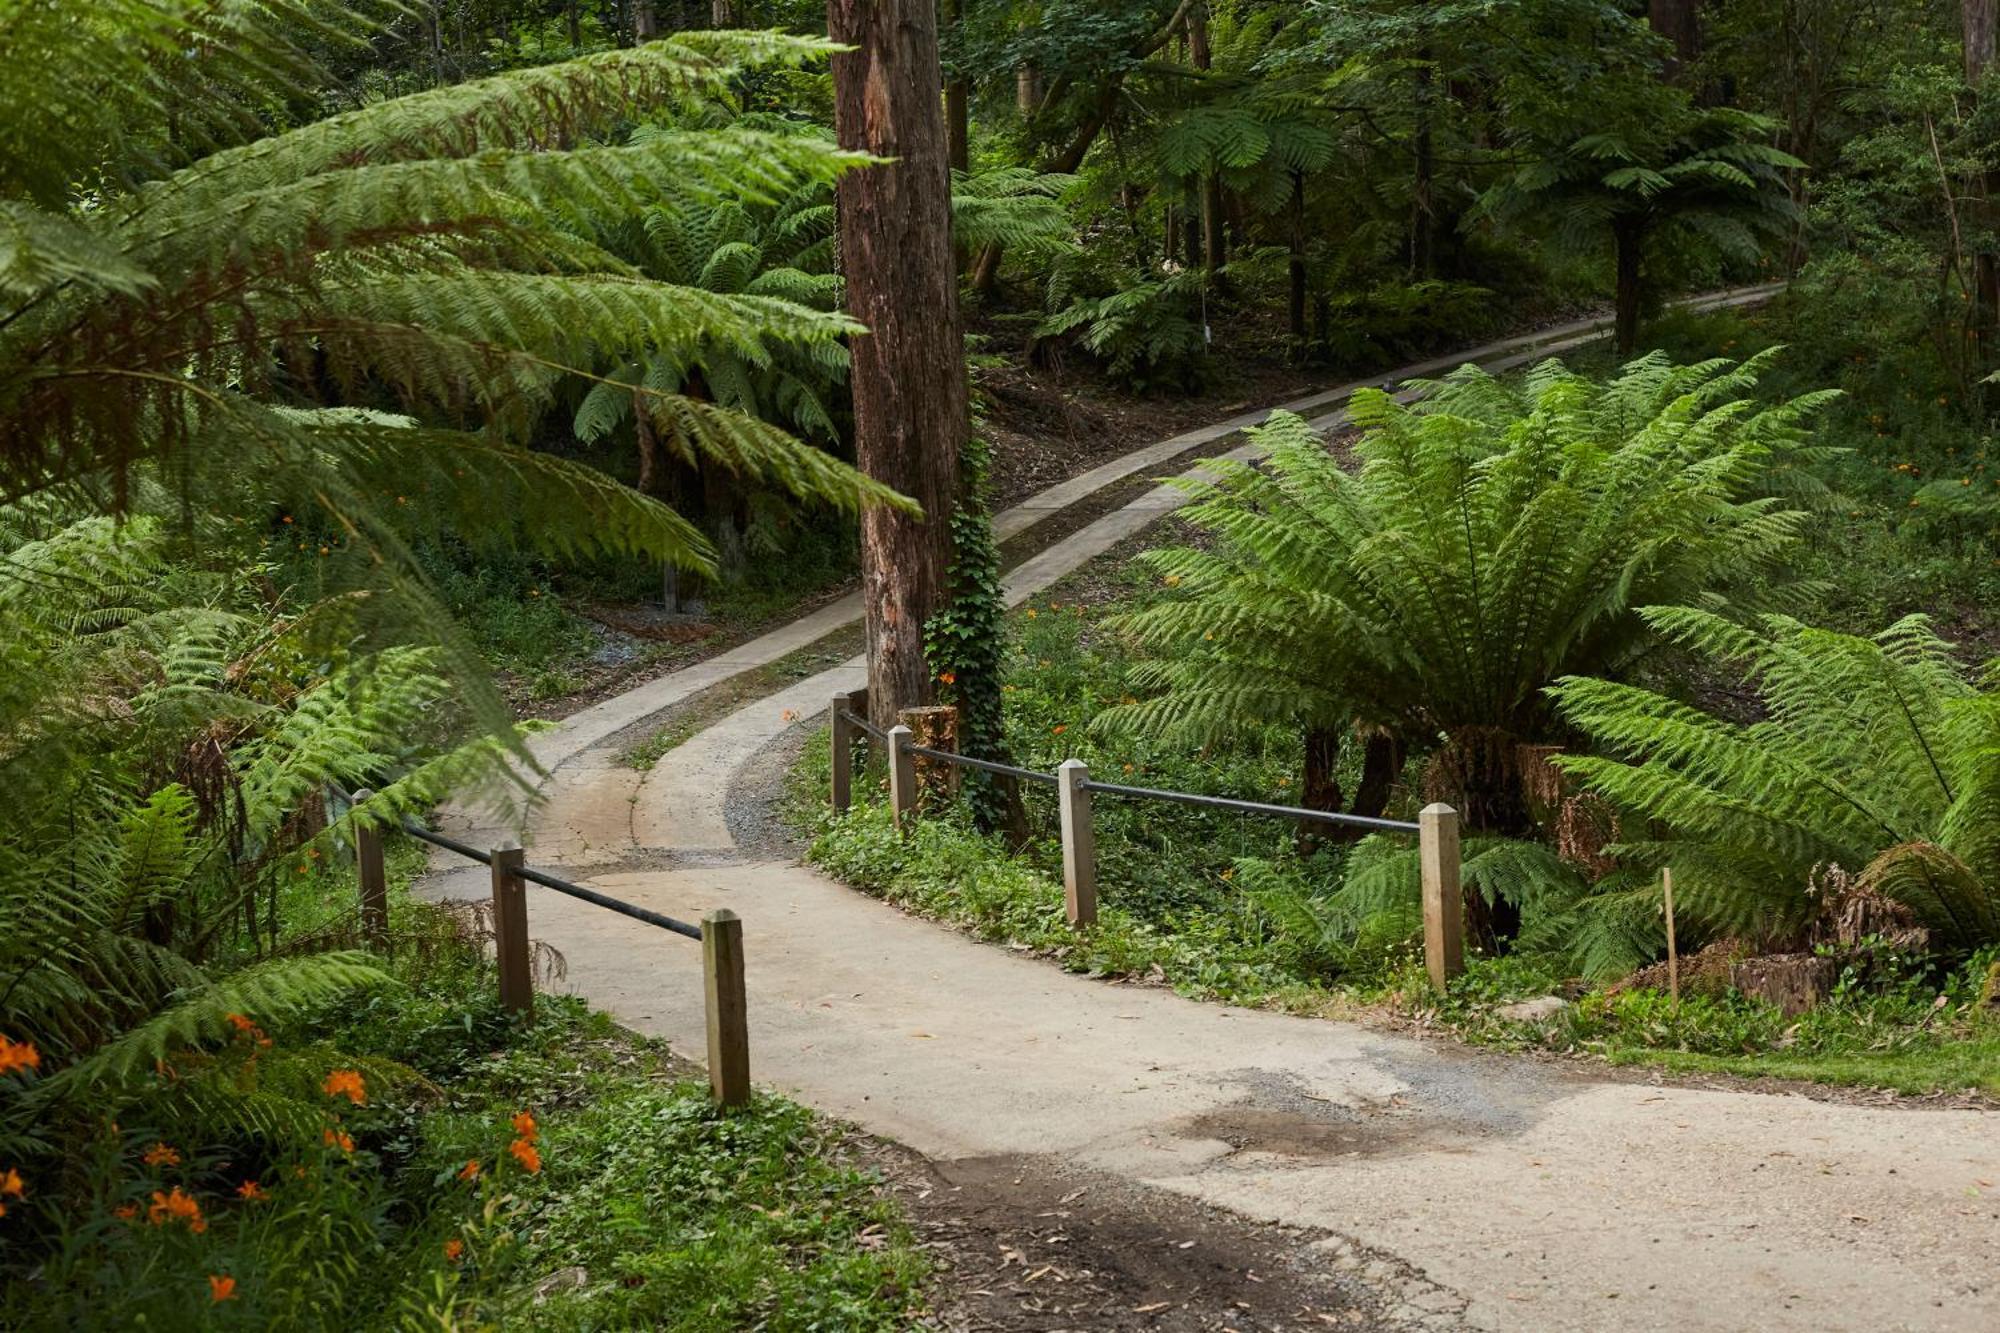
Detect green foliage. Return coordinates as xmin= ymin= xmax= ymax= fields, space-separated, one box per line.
xmin=1038 ymin=262 xmax=1214 ymax=391
xmin=3 ymin=911 xmax=928 ymax=1327
xmin=1100 ymin=353 xmax=1833 ymax=826
xmin=1551 ymin=609 xmax=2000 ymax=951
xmin=926 ymin=436 xmax=1016 ymax=830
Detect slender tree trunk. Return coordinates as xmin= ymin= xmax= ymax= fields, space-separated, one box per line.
xmin=1411 ymin=53 xmax=1436 ymax=278
xmin=566 ymin=0 xmax=582 ymax=47
xmin=712 ymin=0 xmax=736 ymax=24
xmin=830 ymin=0 xmax=969 ymax=729
xmin=1016 ymin=64 xmax=1042 ymax=115
xmin=633 ymin=0 xmax=658 ymax=40
xmin=1189 ymin=4 xmax=1225 ymax=272
xmin=1287 ymin=169 xmax=1308 ymax=347
xmin=1613 ymin=216 xmax=1645 ymax=356
xmin=942 ymin=0 xmax=970 ymax=173
xmin=1968 ymin=0 xmax=1999 ymax=365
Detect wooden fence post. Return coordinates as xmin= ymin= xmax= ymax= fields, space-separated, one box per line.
xmin=887 ymin=724 xmax=917 ymax=827
xmin=1057 ymin=758 xmax=1097 ymax=927
xmin=703 ymin=909 xmax=750 ymax=1109
xmin=1419 ymin=803 xmax=1464 ymax=990
xmin=830 ymin=692 xmax=857 ymax=814
xmin=490 ymin=843 xmax=533 ymax=1019
xmin=352 ymin=787 xmax=389 ymax=954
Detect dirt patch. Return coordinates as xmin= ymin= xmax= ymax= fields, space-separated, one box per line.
xmin=854 ymin=1144 xmax=1460 ymax=1332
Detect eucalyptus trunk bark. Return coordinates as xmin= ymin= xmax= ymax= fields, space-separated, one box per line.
xmin=829 ymin=0 xmax=969 ymax=729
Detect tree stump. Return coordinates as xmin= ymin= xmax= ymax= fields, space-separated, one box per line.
xmin=1729 ymin=954 xmax=1837 ymax=1017
xmin=897 ymin=705 xmax=960 ymax=812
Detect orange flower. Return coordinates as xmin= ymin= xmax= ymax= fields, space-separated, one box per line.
xmin=321 ymin=1069 xmax=367 ymax=1105
xmin=209 ymin=1275 xmax=237 ymax=1303
xmin=0 ymin=1037 xmax=40 ymax=1076
xmin=1051 ymin=724 xmax=1066 ymax=735
xmin=236 ymin=1180 xmax=268 ymax=1202
xmin=113 ymin=1204 xmax=138 ymax=1221
xmin=937 ymin=671 xmax=956 ymax=685
xmin=323 ymin=1129 xmax=355 ymax=1154
xmin=225 ymin=1013 xmax=256 ymax=1033
xmin=507 ymin=1138 xmax=542 ymax=1174
xmin=510 ymin=1111 xmax=538 ymax=1142
xmin=147 ymin=1187 xmax=205 ymax=1232
xmin=142 ymin=1142 xmax=181 ymax=1168
xmin=443 ymin=1238 xmax=465 ymax=1263
xmin=0 ymin=1168 xmax=23 ymax=1198
xmin=457 ymin=1159 xmax=481 ymax=1182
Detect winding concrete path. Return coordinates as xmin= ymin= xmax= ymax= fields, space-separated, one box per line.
xmin=423 ymin=288 xmax=2000 ymax=1332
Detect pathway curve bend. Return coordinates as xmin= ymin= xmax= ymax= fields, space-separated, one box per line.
xmin=421 ymin=287 xmax=2000 ymax=1332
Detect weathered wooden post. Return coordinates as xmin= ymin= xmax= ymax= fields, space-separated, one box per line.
xmin=490 ymin=843 xmax=533 ymax=1018
xmin=351 ymin=787 xmax=389 ymax=954
xmin=702 ymin=909 xmax=750 ymax=1109
xmin=1057 ymin=758 xmax=1097 ymax=927
xmin=887 ymin=724 xmax=917 ymax=827
xmin=1419 ymin=803 xmax=1464 ymax=990
xmin=830 ymin=691 xmax=859 ymax=814
xmin=897 ymin=704 xmax=960 ymax=811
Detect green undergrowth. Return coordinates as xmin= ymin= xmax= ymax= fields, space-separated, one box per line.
xmin=3 ymin=862 xmax=926 ymax=1330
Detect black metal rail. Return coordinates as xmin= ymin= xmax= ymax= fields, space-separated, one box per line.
xmin=906 ymin=744 xmax=1060 ymax=787
xmin=1078 ymin=778 xmax=1419 ymax=833
xmin=837 ymin=709 xmax=887 ymax=741
xmin=330 ymin=785 xmax=704 ymax=941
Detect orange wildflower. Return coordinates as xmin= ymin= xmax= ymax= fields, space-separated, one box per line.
xmin=321 ymin=1069 xmax=367 ymax=1105
xmin=0 ymin=1168 xmax=23 ymax=1198
xmin=142 ymin=1142 xmax=181 ymax=1168
xmin=225 ymin=1013 xmax=256 ymax=1033
xmin=507 ymin=1138 xmax=542 ymax=1174
xmin=113 ymin=1204 xmax=138 ymax=1221
xmin=457 ymin=1159 xmax=481 ymax=1182
xmin=510 ymin=1111 xmax=538 ymax=1142
xmin=209 ymin=1275 xmax=237 ymax=1303
xmin=323 ymin=1128 xmax=355 ymax=1154
xmin=236 ymin=1180 xmax=268 ymax=1202
xmin=937 ymin=671 xmax=956 ymax=685
xmin=0 ymin=1037 xmax=40 ymax=1076
xmin=147 ymin=1187 xmax=205 ymax=1233
xmin=1051 ymin=724 xmax=1066 ymax=735
xmin=443 ymin=1238 xmax=465 ymax=1263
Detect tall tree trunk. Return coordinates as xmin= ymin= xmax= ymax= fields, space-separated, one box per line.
xmin=1968 ymin=0 xmax=1999 ymax=365
xmin=1297 ymin=725 xmax=1344 ymax=855
xmin=1189 ymin=4 xmax=1225 ymax=272
xmin=712 ymin=0 xmax=736 ymax=25
xmin=1016 ymin=64 xmax=1042 ymax=115
xmin=1613 ymin=215 xmax=1645 ymax=356
xmin=1647 ymin=0 xmax=1700 ymax=81
xmin=943 ymin=0 xmax=969 ymax=173
xmin=1411 ymin=53 xmax=1436 ymax=278
xmin=1287 ymin=169 xmax=1308 ymax=347
xmin=634 ymin=0 xmax=658 ymax=39
xmin=566 ymin=0 xmax=582 ymax=47
xmin=830 ymin=0 xmax=969 ymax=730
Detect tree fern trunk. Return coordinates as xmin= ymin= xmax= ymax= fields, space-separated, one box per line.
xmin=830 ymin=0 xmax=968 ymax=729
xmin=1613 ymin=216 xmax=1645 ymax=356
xmin=1288 ymin=170 xmax=1308 ymax=349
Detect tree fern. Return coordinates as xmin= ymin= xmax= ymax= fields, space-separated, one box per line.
xmin=1098 ymin=353 xmax=1834 ymax=829
xmin=1550 ymin=610 xmax=2000 ymax=951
